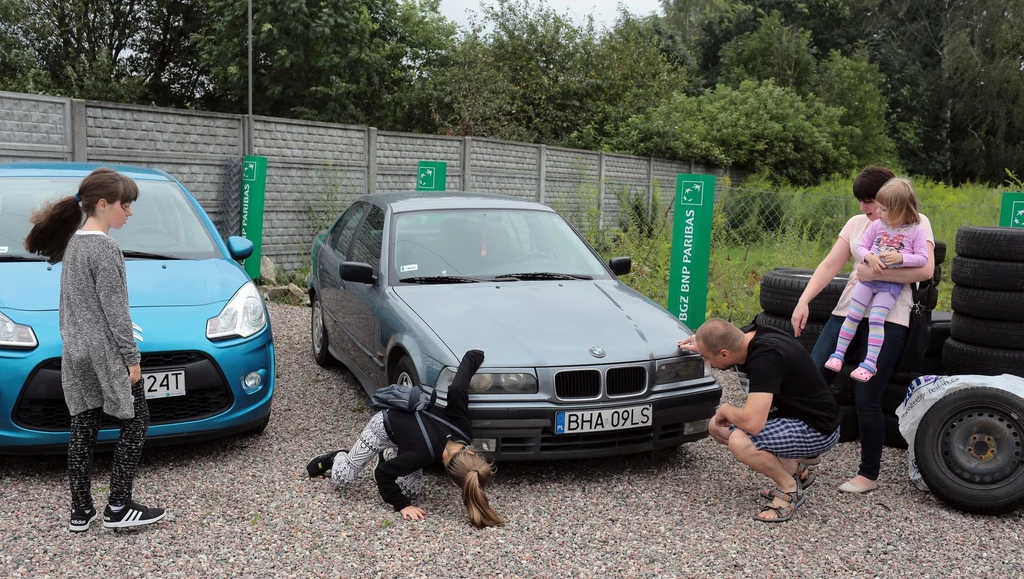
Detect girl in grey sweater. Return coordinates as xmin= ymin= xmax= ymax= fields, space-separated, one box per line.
xmin=25 ymin=167 xmax=166 ymax=532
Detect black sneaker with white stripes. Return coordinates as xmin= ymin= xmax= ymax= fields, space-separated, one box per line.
xmin=69 ymin=506 xmax=98 ymax=532
xmin=102 ymin=500 xmax=166 ymax=529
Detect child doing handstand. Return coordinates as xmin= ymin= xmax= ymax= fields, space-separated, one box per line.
xmin=824 ymin=178 xmax=928 ymax=382
xmin=306 ymin=349 xmax=505 ymax=528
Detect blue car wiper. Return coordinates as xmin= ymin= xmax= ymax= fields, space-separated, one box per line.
xmin=401 ymin=275 xmax=483 ymax=284
xmin=494 ymin=272 xmax=593 ymax=281
xmin=122 ymin=250 xmax=182 ymax=260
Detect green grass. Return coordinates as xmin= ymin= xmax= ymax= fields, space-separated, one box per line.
xmin=597 ymin=175 xmax=1006 ymax=325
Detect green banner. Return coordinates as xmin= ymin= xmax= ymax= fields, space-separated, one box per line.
xmin=667 ymin=174 xmax=716 ymax=327
xmin=240 ymin=155 xmax=268 ymax=279
xmin=416 ymin=160 xmax=447 ymax=192
xmin=1000 ymin=192 xmax=1024 ymax=228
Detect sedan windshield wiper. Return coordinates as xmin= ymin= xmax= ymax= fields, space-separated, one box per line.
xmin=401 ymin=275 xmax=483 ymax=284
xmin=0 ymin=255 xmax=46 ymax=262
xmin=494 ymin=272 xmax=593 ymax=281
xmin=122 ymin=250 xmax=181 ymax=260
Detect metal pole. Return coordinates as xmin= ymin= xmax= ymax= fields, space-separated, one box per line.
xmin=248 ymin=0 xmax=253 ymax=117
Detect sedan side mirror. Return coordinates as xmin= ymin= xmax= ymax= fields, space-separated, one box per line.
xmin=227 ymin=236 xmax=254 ymax=260
xmin=608 ymin=257 xmax=632 ymax=276
xmin=340 ymin=261 xmax=376 ymax=284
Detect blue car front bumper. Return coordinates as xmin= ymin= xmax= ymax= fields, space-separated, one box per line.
xmin=0 ymin=304 xmax=274 ymax=454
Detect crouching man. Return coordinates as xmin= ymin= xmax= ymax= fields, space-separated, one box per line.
xmin=680 ymin=318 xmax=840 ymax=523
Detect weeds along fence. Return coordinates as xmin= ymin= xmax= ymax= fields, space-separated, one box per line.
xmin=583 ymin=184 xmax=1005 ymax=326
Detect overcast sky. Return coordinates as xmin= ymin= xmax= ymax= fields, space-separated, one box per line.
xmin=439 ymin=0 xmax=664 ymax=30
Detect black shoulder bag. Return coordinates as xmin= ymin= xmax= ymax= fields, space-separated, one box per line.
xmin=895 ymin=279 xmax=933 ymax=375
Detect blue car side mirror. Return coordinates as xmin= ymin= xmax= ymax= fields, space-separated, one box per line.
xmin=340 ymin=261 xmax=376 ymax=284
xmin=227 ymin=236 xmax=254 ymax=260
xmin=608 ymin=257 xmax=631 ymax=276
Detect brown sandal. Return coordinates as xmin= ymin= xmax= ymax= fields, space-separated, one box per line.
xmin=758 ymin=466 xmax=814 ymax=500
xmin=754 ymin=488 xmax=804 ymax=523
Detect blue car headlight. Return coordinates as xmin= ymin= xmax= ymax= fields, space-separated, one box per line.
xmin=654 ymin=358 xmax=704 ymax=384
xmin=0 ymin=311 xmax=38 ymax=349
xmin=206 ymin=282 xmax=267 ymax=340
xmin=435 ymin=367 xmax=539 ymax=394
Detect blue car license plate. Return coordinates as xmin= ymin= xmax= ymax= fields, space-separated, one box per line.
xmin=555 ymin=404 xmax=652 ymax=434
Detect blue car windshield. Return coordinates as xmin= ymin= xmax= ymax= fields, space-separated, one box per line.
xmin=0 ymin=177 xmax=220 ymax=259
xmin=392 ymin=209 xmax=610 ymax=281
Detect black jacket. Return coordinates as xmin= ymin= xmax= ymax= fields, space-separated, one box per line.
xmin=374 ymin=350 xmax=483 ymax=511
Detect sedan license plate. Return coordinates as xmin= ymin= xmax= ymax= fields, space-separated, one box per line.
xmin=142 ymin=370 xmax=186 ymax=399
xmin=555 ymin=404 xmax=652 ymax=434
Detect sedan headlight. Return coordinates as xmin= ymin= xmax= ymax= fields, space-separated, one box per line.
xmin=654 ymin=358 xmax=704 ymax=385
xmin=207 ymin=282 xmax=267 ymax=340
xmin=435 ymin=367 xmax=539 ymax=394
xmin=0 ymin=311 xmax=38 ymax=349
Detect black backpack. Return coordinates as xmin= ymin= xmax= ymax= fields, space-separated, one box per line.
xmin=371 ymin=385 xmax=469 ymax=460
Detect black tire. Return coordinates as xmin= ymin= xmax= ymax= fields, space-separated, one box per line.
xmin=390 ymin=355 xmax=420 ymax=387
xmin=924 ymin=284 xmax=938 ymax=311
xmin=311 ymin=294 xmax=337 ymax=367
xmin=951 ymin=256 xmax=1024 ymax=292
xmin=838 ymin=404 xmax=859 ymax=442
xmin=942 ymin=338 xmax=1024 ymax=378
xmin=759 ymin=270 xmax=848 ymax=321
xmin=955 ymin=226 xmax=1024 ymax=262
xmin=882 ymin=382 xmax=911 ymax=414
xmin=933 ymin=240 xmax=946 ymax=266
xmin=883 ymin=414 xmax=908 ymax=450
xmin=950 ymin=313 xmax=1024 ymax=350
xmin=929 ymin=311 xmax=951 ymax=359
xmin=754 ymin=311 xmax=824 ymax=353
xmin=914 ymin=387 xmax=1024 ymax=515
xmin=829 ymin=373 xmax=856 ymax=405
xmin=950 ymin=286 xmax=1024 ymax=322
xmin=932 ymin=263 xmax=942 ymax=285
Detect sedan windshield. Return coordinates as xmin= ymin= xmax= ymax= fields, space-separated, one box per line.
xmin=0 ymin=177 xmax=220 ymax=260
xmin=392 ymin=209 xmax=609 ymax=282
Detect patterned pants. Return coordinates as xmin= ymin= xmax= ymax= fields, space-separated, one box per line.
xmin=67 ymin=381 xmax=150 ymax=510
xmin=331 ymin=411 xmax=423 ymax=500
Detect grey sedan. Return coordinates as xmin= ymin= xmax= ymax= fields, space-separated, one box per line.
xmin=307 ymin=192 xmax=722 ymax=460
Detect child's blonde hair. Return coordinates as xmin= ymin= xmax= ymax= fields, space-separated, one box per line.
xmin=875 ymin=178 xmax=920 ymax=227
xmin=446 ymin=449 xmax=505 ymax=528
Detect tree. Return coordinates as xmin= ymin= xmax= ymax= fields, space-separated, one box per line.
xmin=718 ymin=11 xmax=816 ymax=89
xmin=196 ymin=0 xmax=455 ymax=126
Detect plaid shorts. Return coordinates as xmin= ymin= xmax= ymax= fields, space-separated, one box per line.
xmin=731 ymin=418 xmax=840 ymax=459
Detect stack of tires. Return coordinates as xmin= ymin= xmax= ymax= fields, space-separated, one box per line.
xmin=945 ymin=226 xmax=1024 ymax=378
xmin=756 ymin=241 xmax=948 ymax=448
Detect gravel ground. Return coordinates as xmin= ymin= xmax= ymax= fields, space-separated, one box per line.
xmin=2 ymin=302 xmax=1022 ymax=578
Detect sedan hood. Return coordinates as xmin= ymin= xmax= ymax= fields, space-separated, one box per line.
xmin=394 ymin=281 xmax=692 ymax=367
xmin=0 ymin=259 xmax=248 ymax=311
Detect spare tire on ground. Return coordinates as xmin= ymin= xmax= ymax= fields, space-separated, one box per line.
xmin=950 ymin=313 xmax=1024 ymax=350
xmin=950 ymin=256 xmax=1024 ymax=292
xmin=754 ymin=310 xmax=824 ymax=353
xmin=914 ymin=386 xmax=1024 ymax=515
xmin=950 ymin=286 xmax=1024 ymax=322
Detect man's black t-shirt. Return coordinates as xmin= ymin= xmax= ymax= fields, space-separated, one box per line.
xmin=738 ymin=323 xmax=840 ymax=435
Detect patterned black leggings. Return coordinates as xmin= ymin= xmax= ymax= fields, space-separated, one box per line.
xmin=67 ymin=381 xmax=150 ymax=510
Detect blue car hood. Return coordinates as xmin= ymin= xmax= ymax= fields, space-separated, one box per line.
xmin=0 ymin=259 xmax=248 ymax=311
xmin=394 ymin=281 xmax=692 ymax=367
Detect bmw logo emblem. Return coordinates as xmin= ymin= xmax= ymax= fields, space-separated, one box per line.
xmin=589 ymin=346 xmax=606 ymax=358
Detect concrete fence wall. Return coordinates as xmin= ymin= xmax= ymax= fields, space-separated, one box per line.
xmin=1 ymin=91 xmax=745 ymax=271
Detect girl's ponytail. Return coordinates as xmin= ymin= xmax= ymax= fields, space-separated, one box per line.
xmin=24 ymin=196 xmax=83 ymax=264
xmin=448 ymin=450 xmax=506 ymax=528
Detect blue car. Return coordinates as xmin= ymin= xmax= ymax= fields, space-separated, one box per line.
xmin=0 ymin=163 xmax=274 ymax=454
xmin=308 ymin=193 xmax=721 ymax=461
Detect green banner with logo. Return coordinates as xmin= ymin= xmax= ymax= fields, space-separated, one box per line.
xmin=240 ymin=155 xmax=268 ymax=279
xmin=416 ymin=160 xmax=447 ymax=192
xmin=1000 ymin=192 xmax=1024 ymax=229
xmin=667 ymin=174 xmax=715 ymax=327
